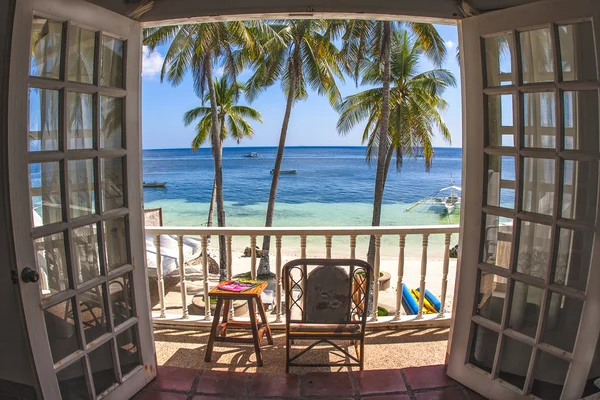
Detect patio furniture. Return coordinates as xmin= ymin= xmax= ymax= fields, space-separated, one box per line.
xmin=283 ymin=258 xmax=372 ymax=372
xmin=204 ymin=280 xmax=274 ymax=366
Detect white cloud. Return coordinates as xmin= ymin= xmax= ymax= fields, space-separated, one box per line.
xmin=142 ymin=46 xmax=164 ymax=79
xmin=445 ymin=40 xmax=455 ymax=49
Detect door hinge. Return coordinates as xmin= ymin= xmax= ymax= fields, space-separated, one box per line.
xmin=11 ymin=270 xmax=19 ymax=284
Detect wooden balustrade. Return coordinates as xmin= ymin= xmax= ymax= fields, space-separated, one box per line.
xmin=145 ymin=225 xmax=459 ymax=327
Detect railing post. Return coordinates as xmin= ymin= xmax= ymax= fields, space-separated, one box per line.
xmin=202 ymin=235 xmax=211 ymax=320
xmin=325 ymin=235 xmax=332 ymax=259
xmin=370 ymin=235 xmax=381 ymax=322
xmin=177 ymin=235 xmax=188 ymax=319
xmin=155 ymin=235 xmax=166 ymax=318
xmin=250 ymin=236 xmax=257 ymax=279
xmin=394 ymin=234 xmax=406 ymax=321
xmin=300 ymin=235 xmax=307 ymax=258
xmin=417 ymin=234 xmax=429 ymax=319
xmin=275 ymin=236 xmax=282 ymax=322
xmin=350 ymin=235 xmax=356 ymax=259
xmin=439 ymin=233 xmax=451 ymax=317
xmin=226 ymin=235 xmax=234 ymax=320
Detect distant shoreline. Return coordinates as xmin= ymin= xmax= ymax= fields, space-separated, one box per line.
xmin=142 ymin=145 xmax=463 ymax=151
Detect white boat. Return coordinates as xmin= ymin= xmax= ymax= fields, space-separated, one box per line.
xmin=406 ymin=179 xmax=461 ymax=215
xmin=271 ymin=169 xmax=297 ymax=175
xmin=243 ymin=152 xmax=259 ymax=158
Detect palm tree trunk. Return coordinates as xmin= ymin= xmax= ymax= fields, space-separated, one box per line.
xmin=258 ymin=48 xmax=299 ymax=276
xmin=367 ymin=21 xmax=392 ymax=268
xmin=383 ymin=143 xmax=395 ymax=187
xmin=206 ymin=59 xmax=227 ymax=281
xmin=207 ymin=179 xmax=216 ymax=227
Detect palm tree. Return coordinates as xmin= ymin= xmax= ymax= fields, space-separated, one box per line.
xmin=143 ymin=22 xmax=261 ymax=273
xmin=335 ymin=21 xmax=448 ymax=267
xmin=184 ymin=77 xmax=262 ymax=243
xmin=245 ymin=20 xmax=344 ymax=276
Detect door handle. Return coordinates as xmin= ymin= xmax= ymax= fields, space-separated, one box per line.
xmin=21 ymin=267 xmax=39 ymax=283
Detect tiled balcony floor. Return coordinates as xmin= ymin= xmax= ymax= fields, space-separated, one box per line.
xmin=133 ymin=365 xmax=486 ymax=400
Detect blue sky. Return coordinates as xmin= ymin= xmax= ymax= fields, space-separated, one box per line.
xmin=141 ymin=23 xmax=462 ymax=149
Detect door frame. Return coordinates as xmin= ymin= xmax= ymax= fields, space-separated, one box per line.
xmin=449 ymin=0 xmax=600 ymax=398
xmin=8 ymin=0 xmax=156 ymax=398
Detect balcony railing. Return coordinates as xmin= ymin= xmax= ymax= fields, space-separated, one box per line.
xmin=144 ymin=225 xmax=460 ymax=328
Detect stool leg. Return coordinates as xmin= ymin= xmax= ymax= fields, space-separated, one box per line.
xmin=248 ymin=298 xmax=263 ymax=367
xmin=257 ymin=296 xmax=273 ymax=345
xmin=204 ymin=297 xmax=223 ymax=362
xmin=220 ymin=300 xmax=231 ymax=337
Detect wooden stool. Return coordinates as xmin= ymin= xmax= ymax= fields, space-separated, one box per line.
xmin=204 ymin=281 xmax=273 ymax=366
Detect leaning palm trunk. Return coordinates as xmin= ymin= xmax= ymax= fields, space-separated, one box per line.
xmin=367 ymin=22 xmax=392 ymax=268
xmin=206 ymin=59 xmax=227 ymax=281
xmin=207 ymin=179 xmax=216 ymax=228
xmin=257 ymin=53 xmax=299 ymax=276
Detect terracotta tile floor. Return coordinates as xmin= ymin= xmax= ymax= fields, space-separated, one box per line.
xmin=133 ymin=365 xmax=487 ymax=399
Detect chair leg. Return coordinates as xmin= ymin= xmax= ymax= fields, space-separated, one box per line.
xmin=359 ymin=338 xmax=365 ymax=371
xmin=204 ymin=297 xmax=223 ymax=362
xmin=257 ymin=296 xmax=273 ymax=345
xmin=285 ymin=336 xmax=290 ymax=373
xmin=220 ymin=300 xmax=231 ymax=337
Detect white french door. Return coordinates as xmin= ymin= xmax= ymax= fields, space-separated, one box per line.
xmin=8 ymin=0 xmax=156 ymax=398
xmin=449 ymin=0 xmax=600 ymax=399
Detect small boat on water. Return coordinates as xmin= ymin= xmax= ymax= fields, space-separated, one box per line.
xmin=243 ymin=152 xmax=259 ymax=158
xmin=406 ymin=178 xmax=461 ymax=215
xmin=143 ymin=181 xmax=167 ymax=188
xmin=271 ymin=169 xmax=297 ymax=175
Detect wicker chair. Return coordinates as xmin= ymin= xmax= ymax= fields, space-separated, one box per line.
xmin=283 ymin=258 xmax=372 ymax=372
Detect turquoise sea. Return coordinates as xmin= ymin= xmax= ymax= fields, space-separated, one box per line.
xmin=142 ymin=146 xmax=463 ymax=257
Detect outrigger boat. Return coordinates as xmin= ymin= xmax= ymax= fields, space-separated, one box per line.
xmin=242 ymin=152 xmax=259 ymax=158
xmin=406 ymin=179 xmax=461 ymax=215
xmin=143 ymin=181 xmax=167 ymax=188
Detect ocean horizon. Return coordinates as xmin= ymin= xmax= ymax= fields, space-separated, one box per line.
xmin=142 ymin=146 xmax=464 ymax=256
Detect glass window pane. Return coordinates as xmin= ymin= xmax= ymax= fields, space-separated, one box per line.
xmin=35 ymin=233 xmax=69 ymax=298
xmin=101 ymin=157 xmax=124 ymax=211
xmin=72 ymin=224 xmax=101 ymax=284
xmin=486 ymin=155 xmax=515 ymax=209
xmin=89 ymin=341 xmax=117 ymax=396
xmin=68 ymin=25 xmax=96 ymax=84
xmin=67 ymin=92 xmax=94 ymax=149
xmin=559 ymin=22 xmax=597 ymax=82
xmin=524 ymin=92 xmax=556 ymax=148
xmin=522 ymin=157 xmax=555 ymax=215
xmin=30 ymin=162 xmax=63 ymax=227
xmin=44 ymin=299 xmax=80 ymax=363
xmin=475 ymin=269 xmax=506 ymax=325
xmin=498 ymin=336 xmax=533 ymax=390
xmin=562 ymin=159 xmax=598 ymax=221
xmin=110 ymin=273 xmax=134 ymax=327
xmin=542 ymin=292 xmax=583 ymax=353
xmin=531 ymin=351 xmax=569 ymax=400
xmin=520 ymin=28 xmax=554 ymax=84
xmin=484 ymin=34 xmax=513 ymax=87
xmin=468 ymin=323 xmax=499 ymax=374
xmin=563 ymin=91 xmax=599 ymax=151
xmin=487 ymin=95 xmax=514 ymax=146
xmin=30 ymin=18 xmax=63 ymax=79
xmin=482 ymin=214 xmax=513 ymax=269
xmin=508 ymin=282 xmax=544 ymax=337
xmin=116 ymin=325 xmax=141 ymax=377
xmin=56 ymin=359 xmax=89 ymax=400
xmin=101 ymin=36 xmax=124 ymax=88
xmin=104 ymin=217 xmax=128 ymax=272
xmin=517 ymin=221 xmax=552 ymax=280
xmin=100 ymin=96 xmax=123 ymax=148
xmin=29 ymin=88 xmax=60 ymax=152
xmin=68 ymin=159 xmax=95 ymax=218
xmin=554 ymin=228 xmax=594 ymax=292
xmin=80 ymin=284 xmax=107 ymax=344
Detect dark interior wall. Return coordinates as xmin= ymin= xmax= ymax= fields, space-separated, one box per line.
xmin=0 ymin=0 xmax=38 ymax=397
